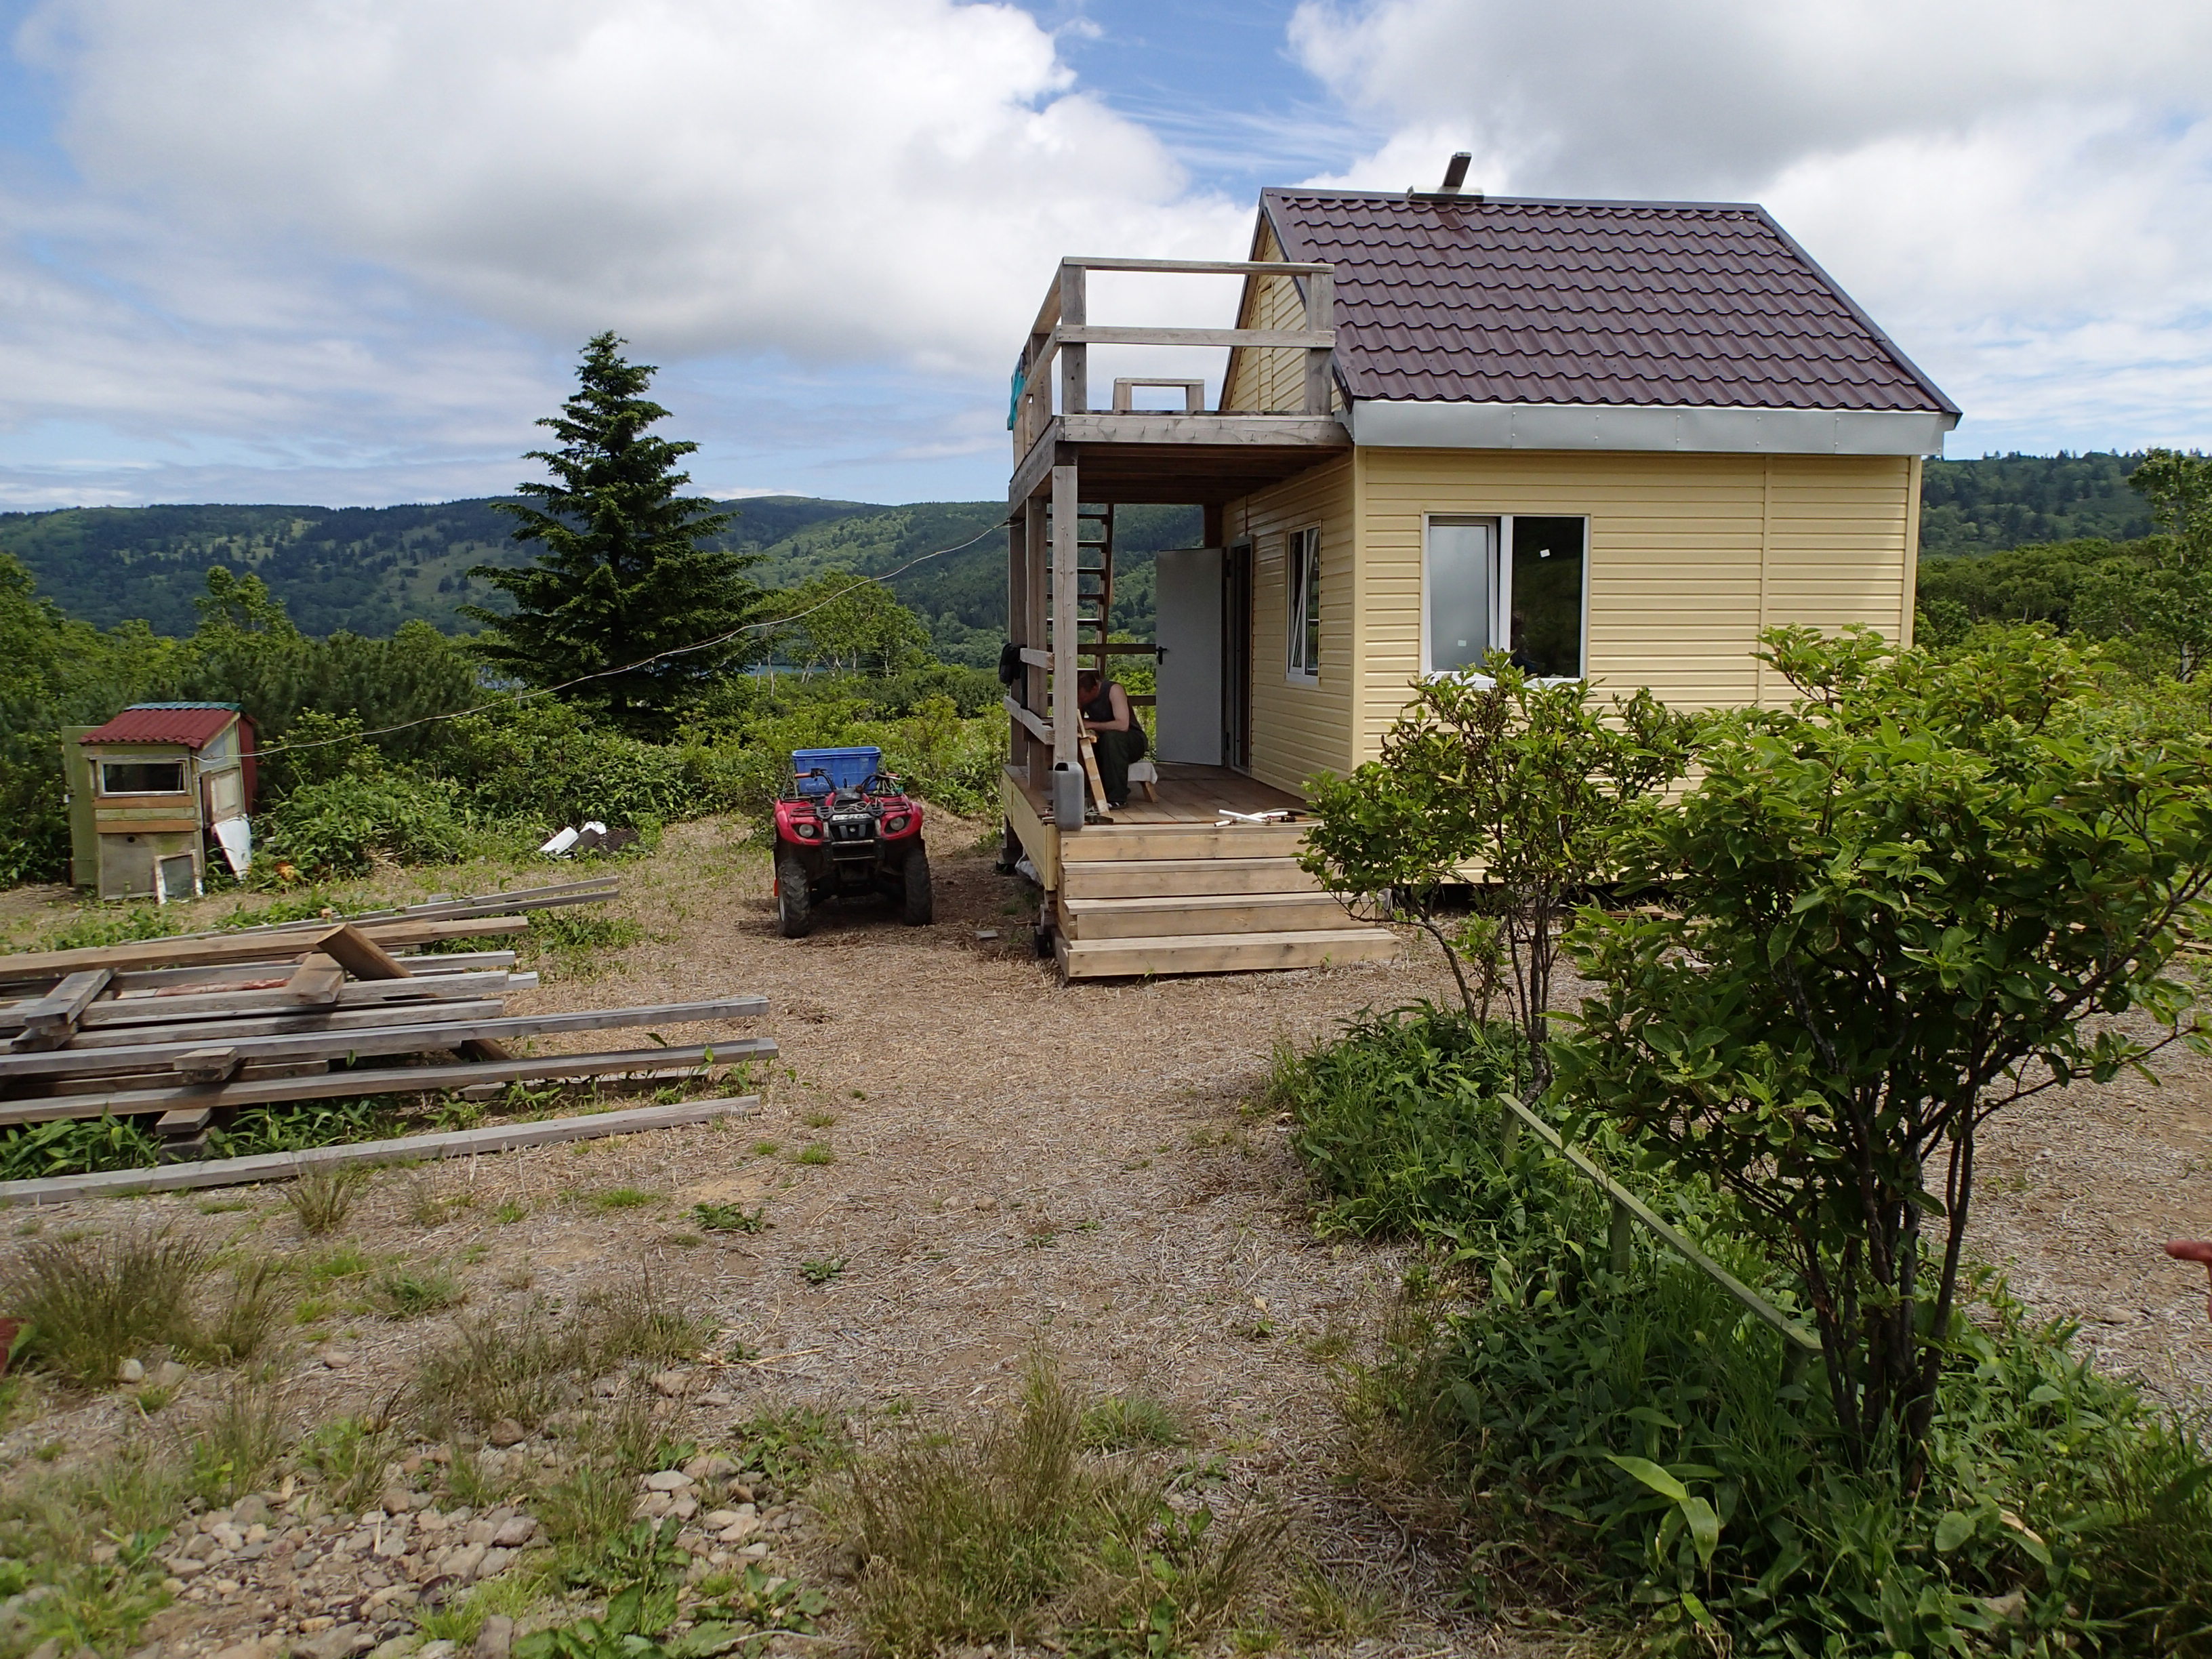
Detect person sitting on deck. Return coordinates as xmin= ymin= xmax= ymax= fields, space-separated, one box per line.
xmin=1078 ymin=668 xmax=1149 ymax=810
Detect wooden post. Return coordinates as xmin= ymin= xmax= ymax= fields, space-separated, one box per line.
xmin=1303 ymin=269 xmax=1334 ymax=415
xmin=1006 ymin=499 xmax=1029 ymax=771
xmin=1025 ymin=493 xmax=1050 ymax=790
xmin=1059 ymin=263 xmax=1088 ymax=416
xmin=1051 ymin=463 xmax=1082 ymax=787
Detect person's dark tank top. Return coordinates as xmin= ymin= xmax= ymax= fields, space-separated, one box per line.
xmin=1081 ymin=682 xmax=1116 ymax=722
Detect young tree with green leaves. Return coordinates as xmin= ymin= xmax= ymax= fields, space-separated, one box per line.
xmin=1559 ymin=626 xmax=2212 ymax=1483
xmin=769 ymin=572 xmax=930 ymax=676
xmin=466 ymin=333 xmax=764 ymax=729
xmin=1300 ymin=655 xmax=1698 ymax=1082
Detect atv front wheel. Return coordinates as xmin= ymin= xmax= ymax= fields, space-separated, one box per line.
xmin=775 ymin=853 xmax=813 ymax=938
xmin=901 ymin=847 xmax=934 ymax=925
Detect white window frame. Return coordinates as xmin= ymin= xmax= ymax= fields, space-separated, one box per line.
xmin=1421 ymin=512 xmax=1589 ymax=682
xmin=1285 ymin=524 xmax=1322 ymax=684
xmin=98 ymin=758 xmax=189 ymax=797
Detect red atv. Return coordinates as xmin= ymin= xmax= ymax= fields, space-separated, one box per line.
xmin=772 ymin=746 xmax=933 ymax=938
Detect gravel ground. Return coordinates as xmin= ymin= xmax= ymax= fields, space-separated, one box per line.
xmin=1 ymin=814 xmax=2207 ymax=1659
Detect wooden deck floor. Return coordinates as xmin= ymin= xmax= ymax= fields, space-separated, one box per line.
xmin=1007 ymin=762 xmax=1304 ymax=826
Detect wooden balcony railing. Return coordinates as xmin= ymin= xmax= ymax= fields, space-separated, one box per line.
xmin=1008 ymin=256 xmax=1336 ymax=459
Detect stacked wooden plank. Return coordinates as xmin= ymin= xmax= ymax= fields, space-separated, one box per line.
xmin=0 ymin=880 xmax=774 ymax=1158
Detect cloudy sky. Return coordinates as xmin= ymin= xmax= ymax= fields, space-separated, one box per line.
xmin=1 ymin=0 xmax=2208 ymax=510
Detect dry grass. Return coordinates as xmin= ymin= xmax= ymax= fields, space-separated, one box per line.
xmin=1 ymin=1227 xmax=210 ymax=1388
xmin=190 ymin=1257 xmax=289 ymax=1365
xmin=284 ymin=1167 xmax=365 ymax=1235
xmin=832 ymin=1360 xmax=1277 ymax=1656
xmin=182 ymin=1380 xmax=293 ymax=1505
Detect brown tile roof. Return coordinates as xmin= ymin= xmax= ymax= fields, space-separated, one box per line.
xmin=79 ymin=703 xmax=244 ymax=749
xmin=1261 ymin=191 xmax=1957 ymax=416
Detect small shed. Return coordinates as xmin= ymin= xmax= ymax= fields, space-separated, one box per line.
xmin=65 ymin=703 xmax=257 ymax=901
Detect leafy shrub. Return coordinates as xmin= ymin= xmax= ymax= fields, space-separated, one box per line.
xmin=207 ymin=1097 xmax=396 ymax=1158
xmin=257 ymin=768 xmax=488 ymax=877
xmin=1279 ymin=1006 xmax=2212 ymax=1658
xmin=0 ymin=1114 xmax=161 ymax=1180
xmin=443 ymin=700 xmax=693 ymax=831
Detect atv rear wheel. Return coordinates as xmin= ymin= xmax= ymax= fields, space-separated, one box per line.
xmin=775 ymin=853 xmax=813 ymax=938
xmin=901 ymin=846 xmax=934 ymax=925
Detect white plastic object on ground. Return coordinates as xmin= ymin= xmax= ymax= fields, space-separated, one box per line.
xmin=539 ymin=826 xmax=580 ymax=857
xmin=212 ymin=815 xmax=253 ymax=876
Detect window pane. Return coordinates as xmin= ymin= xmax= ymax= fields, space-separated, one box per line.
xmin=101 ymin=761 xmax=185 ymax=794
xmin=1427 ymin=518 xmax=1493 ymax=673
xmin=1292 ymin=533 xmax=1309 ymax=668
xmin=1511 ymin=516 xmax=1584 ymax=678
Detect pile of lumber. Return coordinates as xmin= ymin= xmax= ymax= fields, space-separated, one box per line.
xmin=0 ymin=879 xmax=774 ymax=1159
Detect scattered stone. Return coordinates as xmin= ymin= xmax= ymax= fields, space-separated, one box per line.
xmin=300 ymin=1619 xmax=336 ymax=1635
xmin=670 ymin=1496 xmax=698 ymax=1521
xmin=637 ymin=1494 xmax=674 ymax=1519
xmin=700 ymin=1390 xmax=735 ymax=1407
xmin=322 ymin=1350 xmax=355 ymax=1371
xmin=305 ymin=1626 xmax=371 ymax=1659
xmin=382 ymin=1492 xmax=414 ymax=1517
xmin=683 ymin=1452 xmax=737 ymax=1481
xmin=476 ymin=1547 xmax=513 ymax=1580
xmin=116 ymin=1357 xmax=146 ymax=1385
xmin=489 ymin=1516 xmax=535 ymax=1548
xmin=486 ymin=1420 xmax=527 ymax=1449
xmin=148 ymin=1359 xmax=186 ymax=1389
xmin=416 ymin=1648 xmax=455 ymax=1659
xmin=474 ymin=1617 xmax=513 ymax=1659
xmin=651 ymin=1371 xmax=691 ymax=1398
xmin=643 ymin=1469 xmax=693 ymax=1492
xmin=26 ymin=1640 xmax=62 ymax=1659
xmin=233 ymin=1495 xmax=272 ymax=1528
xmin=209 ymin=1641 xmax=274 ymax=1659
xmin=367 ymin=1637 xmax=420 ymax=1659
xmin=443 ymin=1544 xmax=487 ymax=1582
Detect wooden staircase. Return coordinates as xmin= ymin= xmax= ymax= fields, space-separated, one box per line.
xmin=1052 ymin=819 xmax=1399 ymax=979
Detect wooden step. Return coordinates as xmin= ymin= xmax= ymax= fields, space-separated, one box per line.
xmin=1060 ymin=822 xmax=1309 ymax=861
xmin=1057 ymin=926 xmax=1401 ymax=980
xmin=1060 ymin=891 xmax=1353 ymax=941
xmin=1060 ymin=857 xmax=1322 ymax=900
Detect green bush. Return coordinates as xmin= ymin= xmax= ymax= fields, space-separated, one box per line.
xmin=1277 ymin=1006 xmax=2212 ymax=1657
xmin=258 ymin=768 xmax=489 ymax=877
xmin=440 ymin=699 xmax=696 ymax=832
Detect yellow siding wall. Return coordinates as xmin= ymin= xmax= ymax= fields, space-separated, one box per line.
xmin=1227 ymin=455 xmax=1357 ymax=794
xmin=1355 ymin=449 xmax=1918 ymax=762
xmin=1221 ymin=224 xmax=1308 ymax=414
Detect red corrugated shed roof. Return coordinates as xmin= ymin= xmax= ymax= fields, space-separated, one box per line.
xmin=78 ymin=704 xmax=245 ymax=750
xmin=1260 ymin=191 xmax=1957 ymax=415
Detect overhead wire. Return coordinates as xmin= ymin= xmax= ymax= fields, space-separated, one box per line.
xmin=245 ymin=513 xmax=1015 ymax=757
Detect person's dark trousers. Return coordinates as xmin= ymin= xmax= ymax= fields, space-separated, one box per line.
xmin=1092 ymin=725 xmax=1149 ymax=807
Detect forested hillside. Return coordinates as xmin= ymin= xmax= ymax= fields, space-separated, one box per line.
xmin=0 ymin=453 xmax=2154 ymax=656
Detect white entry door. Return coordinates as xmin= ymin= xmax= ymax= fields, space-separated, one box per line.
xmin=1154 ymin=546 xmax=1223 ymax=764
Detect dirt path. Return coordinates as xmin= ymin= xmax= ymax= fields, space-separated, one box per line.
xmin=3 ymin=817 xmax=2209 ymax=1659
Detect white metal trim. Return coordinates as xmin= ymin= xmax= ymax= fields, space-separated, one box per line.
xmin=1352 ymin=400 xmax=1954 ymax=457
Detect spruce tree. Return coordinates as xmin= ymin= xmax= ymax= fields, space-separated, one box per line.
xmin=465 ymin=333 xmax=762 ymax=728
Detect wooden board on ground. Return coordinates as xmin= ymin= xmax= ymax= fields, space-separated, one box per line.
xmin=0 ymin=1038 xmax=776 ymax=1127
xmin=0 ymin=916 xmax=526 ymax=986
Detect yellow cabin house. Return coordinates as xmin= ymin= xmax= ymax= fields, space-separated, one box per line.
xmin=1000 ymin=176 xmax=1958 ymax=979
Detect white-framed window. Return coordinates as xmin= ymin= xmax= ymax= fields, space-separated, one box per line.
xmin=99 ymin=759 xmax=187 ymax=796
xmin=1423 ymin=514 xmax=1587 ymax=678
xmin=1286 ymin=525 xmax=1322 ymax=682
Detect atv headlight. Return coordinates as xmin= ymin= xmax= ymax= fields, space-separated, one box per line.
xmin=794 ymin=821 xmax=821 ymax=839
xmin=882 ymin=813 xmax=910 ymax=834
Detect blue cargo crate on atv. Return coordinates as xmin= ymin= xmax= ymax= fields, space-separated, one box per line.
xmin=790 ymin=745 xmax=882 ymax=796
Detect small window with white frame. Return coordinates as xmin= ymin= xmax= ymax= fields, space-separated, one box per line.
xmin=1424 ymin=514 xmax=1586 ymax=679
xmin=1286 ymin=525 xmax=1322 ymax=682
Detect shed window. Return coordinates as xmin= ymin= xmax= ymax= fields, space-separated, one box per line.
xmin=100 ymin=760 xmax=186 ymax=796
xmin=1425 ymin=515 xmax=1586 ymax=678
xmin=1286 ymin=526 xmax=1322 ymax=681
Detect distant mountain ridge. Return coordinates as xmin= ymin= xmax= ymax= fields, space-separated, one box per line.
xmin=0 ymin=454 xmax=2158 ymax=662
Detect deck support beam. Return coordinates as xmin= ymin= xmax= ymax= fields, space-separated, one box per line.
xmin=1050 ymin=462 xmax=1082 ymax=819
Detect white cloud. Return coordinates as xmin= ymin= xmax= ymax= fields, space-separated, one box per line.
xmin=1290 ymin=0 xmax=2212 ymax=450
xmin=19 ymin=0 xmax=1247 ymax=373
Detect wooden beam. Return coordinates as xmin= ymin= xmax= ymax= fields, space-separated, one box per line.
xmin=314 ymin=923 xmax=409 ymax=983
xmin=0 ymin=1038 xmax=777 ymax=1128
xmin=0 ymin=994 xmax=769 ymax=1082
xmin=1049 ymin=325 xmax=1332 ymax=352
xmin=1004 ymin=696 xmax=1052 ymax=745
xmin=80 ymin=972 xmax=530 ymax=1029
xmin=1058 ymin=264 xmax=1087 ymax=416
xmin=1060 ymin=255 xmax=1334 ymax=276
xmin=1303 ymin=269 xmax=1336 ymax=415
xmin=65 ymin=998 xmax=510 ymax=1051
xmin=1052 ymin=464 xmax=1082 ymax=773
xmin=173 ymin=1047 xmax=241 ymax=1084
xmin=0 ymin=916 xmax=523 ymax=987
xmin=285 ymin=953 xmax=346 ymax=1005
xmin=0 ymin=1095 xmax=764 ymax=1206
xmin=5 ymin=968 xmax=115 ymax=1046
